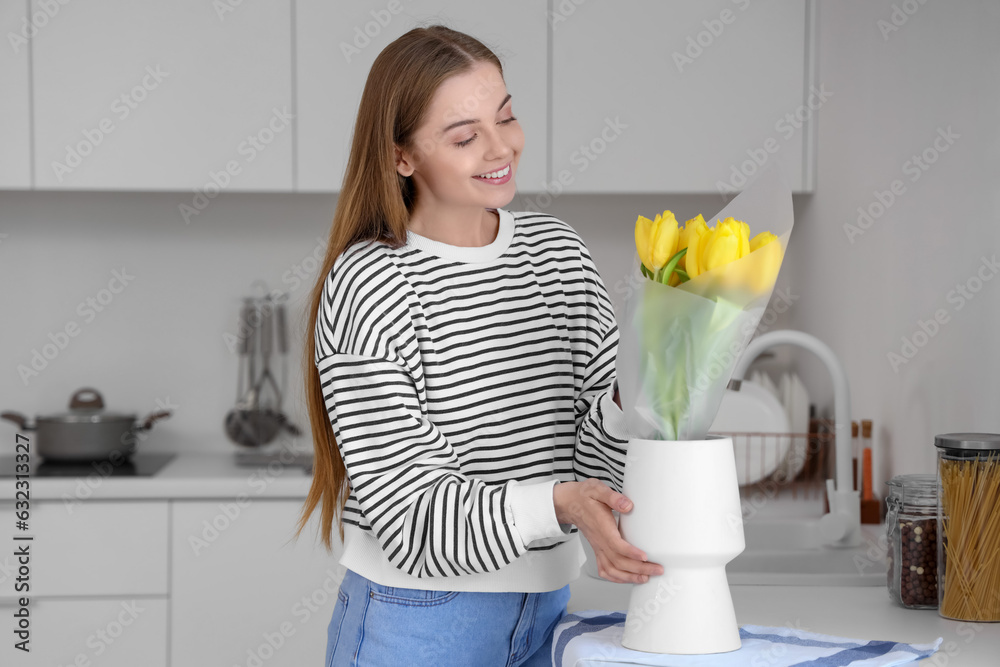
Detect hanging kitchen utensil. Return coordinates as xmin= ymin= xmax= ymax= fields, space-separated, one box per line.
xmin=275 ymin=300 xmax=288 ymax=408
xmin=272 ymin=297 xmax=301 ymax=437
xmin=223 ymin=288 xmax=301 ymax=447
xmin=255 ymin=299 xmax=283 ymax=411
xmin=225 ymin=299 xmax=257 ymax=446
xmin=226 ymin=298 xmax=273 ymax=448
xmin=245 ymin=298 xmax=284 ymax=444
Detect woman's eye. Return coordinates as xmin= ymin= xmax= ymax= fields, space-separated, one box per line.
xmin=455 ymin=117 xmax=518 ymax=148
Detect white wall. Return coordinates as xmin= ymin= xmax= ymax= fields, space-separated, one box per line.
xmin=1 ymin=1 xmax=997 ymax=496
xmin=782 ymin=0 xmax=1000 ymax=484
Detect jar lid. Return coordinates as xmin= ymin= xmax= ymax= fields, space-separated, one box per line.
xmin=934 ymin=433 xmax=1000 ymax=451
xmin=886 ymin=473 xmax=937 ymax=487
xmin=885 ymin=473 xmax=938 ymax=506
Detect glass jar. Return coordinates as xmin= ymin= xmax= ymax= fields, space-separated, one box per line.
xmin=885 ymin=474 xmax=939 ymax=609
xmin=935 ymin=433 xmax=1000 ymax=621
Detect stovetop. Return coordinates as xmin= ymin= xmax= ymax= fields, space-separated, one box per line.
xmin=0 ymin=453 xmax=176 ymax=478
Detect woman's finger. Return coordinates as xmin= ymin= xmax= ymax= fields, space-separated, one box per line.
xmin=599 ymin=483 xmax=633 ymax=513
xmin=609 ymin=533 xmax=649 ymax=563
xmin=582 ymin=478 xmax=633 ymax=513
xmin=607 ymin=551 xmax=664 ymax=578
xmin=596 ymin=557 xmax=650 ymax=584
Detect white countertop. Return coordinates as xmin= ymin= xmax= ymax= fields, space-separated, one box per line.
xmin=6 ymin=453 xmax=998 ymax=664
xmin=568 ymin=577 xmax=1000 ymax=666
xmin=0 ymin=452 xmax=315 ymax=501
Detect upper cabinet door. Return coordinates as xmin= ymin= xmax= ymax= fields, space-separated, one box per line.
xmin=551 ymin=0 xmax=816 ymax=194
xmin=31 ymin=0 xmax=293 ymax=191
xmin=0 ymin=2 xmax=31 ymax=189
xmin=296 ymin=1 xmax=548 ymax=192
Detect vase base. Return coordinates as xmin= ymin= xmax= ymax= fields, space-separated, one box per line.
xmin=620 ymin=567 xmax=742 ymax=655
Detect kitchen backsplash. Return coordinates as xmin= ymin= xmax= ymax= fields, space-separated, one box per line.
xmin=3 ymin=190 xmax=792 ymax=457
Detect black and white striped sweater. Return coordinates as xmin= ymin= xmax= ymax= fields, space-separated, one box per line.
xmin=314 ymin=208 xmax=630 ymax=592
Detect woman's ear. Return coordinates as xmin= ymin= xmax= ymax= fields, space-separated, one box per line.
xmin=394 ymin=145 xmax=414 ymax=178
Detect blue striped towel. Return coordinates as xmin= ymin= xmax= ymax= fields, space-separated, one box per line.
xmin=553 ymin=611 xmax=942 ymax=666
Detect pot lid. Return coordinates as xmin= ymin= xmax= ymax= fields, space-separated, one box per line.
xmin=37 ymin=388 xmax=136 ymax=424
xmin=38 ymin=411 xmax=136 ymax=424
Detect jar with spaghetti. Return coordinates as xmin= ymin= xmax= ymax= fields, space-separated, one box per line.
xmin=885 ymin=474 xmax=938 ymax=609
xmin=935 ymin=433 xmax=1000 ymax=622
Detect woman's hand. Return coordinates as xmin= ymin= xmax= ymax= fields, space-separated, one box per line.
xmin=552 ymin=479 xmax=664 ymax=584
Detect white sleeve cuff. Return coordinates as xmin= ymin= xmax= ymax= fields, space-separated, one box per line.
xmin=507 ymin=479 xmax=569 ymax=546
xmin=601 ymin=387 xmax=631 ymax=442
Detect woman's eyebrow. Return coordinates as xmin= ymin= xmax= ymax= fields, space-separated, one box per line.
xmin=441 ymin=93 xmax=512 ymax=133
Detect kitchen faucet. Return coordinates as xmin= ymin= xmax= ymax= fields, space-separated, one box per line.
xmin=731 ymin=329 xmax=862 ymax=548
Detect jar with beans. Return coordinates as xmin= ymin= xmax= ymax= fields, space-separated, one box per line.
xmin=885 ymin=473 xmax=938 ymax=609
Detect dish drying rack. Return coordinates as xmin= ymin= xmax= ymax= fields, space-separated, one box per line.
xmin=727 ymin=330 xmax=861 ymax=546
xmin=714 ymin=417 xmax=836 ymax=505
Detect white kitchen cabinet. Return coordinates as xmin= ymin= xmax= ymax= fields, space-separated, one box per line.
xmin=0 ymin=500 xmax=168 ymax=665
xmin=0 ymin=500 xmax=168 ymax=596
xmin=0 ymin=1 xmax=31 ymax=188
xmin=0 ymin=598 xmax=168 ymax=667
xmin=30 ymin=0 xmax=293 ymax=191
xmin=551 ymin=0 xmax=817 ymax=194
xmin=296 ymin=0 xmax=549 ymax=192
xmin=170 ymin=499 xmax=343 ymax=667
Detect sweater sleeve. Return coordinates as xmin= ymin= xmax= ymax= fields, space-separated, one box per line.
xmin=571 ymin=238 xmax=632 ymax=493
xmin=314 ymin=249 xmax=570 ymax=578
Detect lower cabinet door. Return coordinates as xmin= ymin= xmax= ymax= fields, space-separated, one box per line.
xmin=171 ymin=499 xmax=343 ymax=667
xmin=0 ymin=597 xmax=168 ymax=666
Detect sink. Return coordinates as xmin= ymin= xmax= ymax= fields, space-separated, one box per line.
xmin=728 ymin=548 xmax=886 ymax=586
xmin=727 ymin=520 xmax=887 ymax=586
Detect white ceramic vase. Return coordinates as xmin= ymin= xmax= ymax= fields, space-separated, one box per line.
xmin=618 ymin=436 xmax=744 ymax=654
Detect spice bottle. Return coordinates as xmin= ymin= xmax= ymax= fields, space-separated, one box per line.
xmin=860 ymin=420 xmax=881 ymax=524
xmin=885 ymin=473 xmax=938 ymax=609
xmin=935 ymin=433 xmax=1000 ymax=621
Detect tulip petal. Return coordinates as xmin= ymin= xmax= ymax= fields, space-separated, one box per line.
xmin=703 ymin=224 xmax=740 ymax=272
xmin=635 ymin=214 xmax=654 ymax=273
xmin=685 ymin=216 xmax=711 ymax=278
xmin=651 ymin=210 xmax=679 ymax=270
xmin=750 ymin=231 xmax=778 ymax=253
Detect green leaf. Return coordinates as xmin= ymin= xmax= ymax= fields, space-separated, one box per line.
xmin=674 ymin=268 xmax=690 ymax=283
xmin=660 ymin=247 xmax=688 ymax=284
xmin=640 ymin=263 xmax=652 ymax=279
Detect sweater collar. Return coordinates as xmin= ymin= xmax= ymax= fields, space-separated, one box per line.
xmin=404 ymin=208 xmax=514 ymax=264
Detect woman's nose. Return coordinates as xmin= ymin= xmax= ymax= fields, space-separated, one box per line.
xmin=482 ymin=125 xmax=514 ymax=161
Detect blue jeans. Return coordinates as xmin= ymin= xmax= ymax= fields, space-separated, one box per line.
xmin=325 ymin=569 xmax=571 ymax=666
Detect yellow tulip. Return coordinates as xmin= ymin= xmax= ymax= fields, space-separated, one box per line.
xmin=684 ymin=216 xmax=713 ymax=279
xmin=634 ymin=214 xmax=655 ymax=273
xmin=750 ymin=231 xmax=778 ymax=253
xmin=650 ymin=210 xmax=680 ymax=271
xmin=678 ymin=215 xmax=703 ymax=271
xmin=735 ymin=218 xmax=751 ymax=258
xmin=702 ymin=222 xmax=741 ymax=273
xmin=749 ymin=231 xmax=782 ymax=292
xmin=636 ymin=208 xmax=780 ymax=289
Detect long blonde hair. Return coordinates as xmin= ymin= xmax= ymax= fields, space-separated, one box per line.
xmin=297 ymin=25 xmax=506 ymax=550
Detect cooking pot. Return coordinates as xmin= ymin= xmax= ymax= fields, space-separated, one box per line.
xmin=1 ymin=387 xmax=171 ymax=461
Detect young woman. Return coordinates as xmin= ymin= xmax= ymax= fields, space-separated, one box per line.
xmin=299 ymin=24 xmax=662 ymax=666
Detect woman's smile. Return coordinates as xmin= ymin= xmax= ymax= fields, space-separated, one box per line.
xmin=473 ymin=162 xmax=512 ymax=184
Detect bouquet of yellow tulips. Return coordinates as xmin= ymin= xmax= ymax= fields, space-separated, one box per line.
xmin=615 ymin=168 xmax=794 ymax=441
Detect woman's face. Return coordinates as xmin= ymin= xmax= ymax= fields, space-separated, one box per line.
xmin=396 ymin=61 xmax=524 ymax=213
